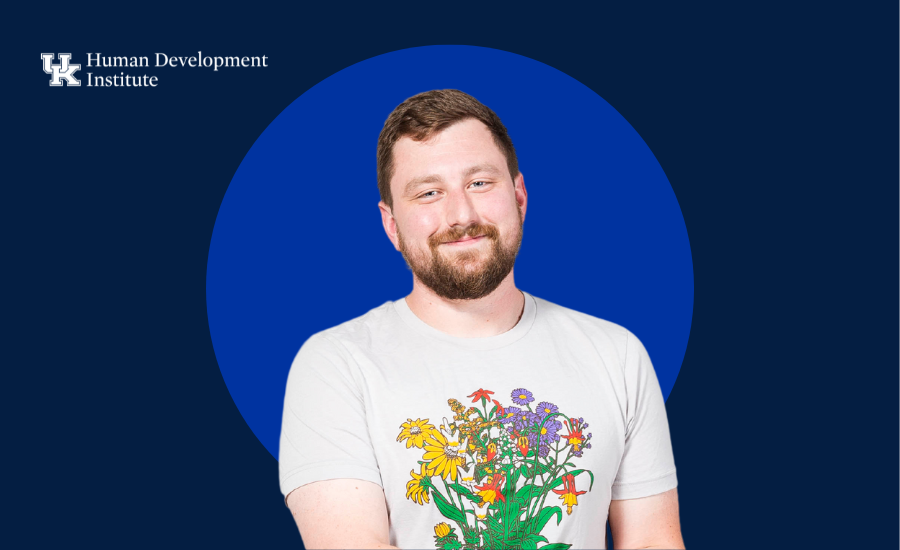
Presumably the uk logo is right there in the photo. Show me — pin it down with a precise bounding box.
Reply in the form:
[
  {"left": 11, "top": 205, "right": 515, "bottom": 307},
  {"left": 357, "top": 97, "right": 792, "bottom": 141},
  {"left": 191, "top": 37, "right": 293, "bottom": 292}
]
[{"left": 41, "top": 53, "right": 81, "bottom": 86}]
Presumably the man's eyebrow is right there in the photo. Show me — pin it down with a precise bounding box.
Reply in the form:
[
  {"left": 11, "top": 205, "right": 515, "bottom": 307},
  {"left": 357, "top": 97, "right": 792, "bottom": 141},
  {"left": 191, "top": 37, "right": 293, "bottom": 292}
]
[
  {"left": 462, "top": 163, "right": 503, "bottom": 178},
  {"left": 403, "top": 164, "right": 504, "bottom": 197},
  {"left": 403, "top": 174, "right": 445, "bottom": 197}
]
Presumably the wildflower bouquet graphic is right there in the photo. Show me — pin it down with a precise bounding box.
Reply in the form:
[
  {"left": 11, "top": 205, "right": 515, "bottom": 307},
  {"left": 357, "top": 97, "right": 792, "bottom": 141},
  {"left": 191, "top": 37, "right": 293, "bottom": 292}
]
[{"left": 397, "top": 388, "right": 595, "bottom": 550}]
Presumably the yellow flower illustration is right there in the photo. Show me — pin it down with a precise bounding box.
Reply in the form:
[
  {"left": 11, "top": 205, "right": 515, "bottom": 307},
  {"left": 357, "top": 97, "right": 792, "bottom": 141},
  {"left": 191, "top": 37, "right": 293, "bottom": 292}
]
[
  {"left": 434, "top": 522, "right": 451, "bottom": 538},
  {"left": 552, "top": 474, "right": 587, "bottom": 515},
  {"left": 397, "top": 418, "right": 436, "bottom": 449},
  {"left": 474, "top": 474, "right": 505, "bottom": 505},
  {"left": 406, "top": 463, "right": 433, "bottom": 505},
  {"left": 422, "top": 430, "right": 465, "bottom": 481},
  {"left": 559, "top": 492, "right": 579, "bottom": 515}
]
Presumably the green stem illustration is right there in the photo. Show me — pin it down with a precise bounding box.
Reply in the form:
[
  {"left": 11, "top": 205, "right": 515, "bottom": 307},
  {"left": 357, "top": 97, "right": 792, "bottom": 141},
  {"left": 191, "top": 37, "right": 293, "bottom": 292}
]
[
  {"left": 441, "top": 476, "right": 469, "bottom": 535},
  {"left": 531, "top": 445, "right": 574, "bottom": 520}
]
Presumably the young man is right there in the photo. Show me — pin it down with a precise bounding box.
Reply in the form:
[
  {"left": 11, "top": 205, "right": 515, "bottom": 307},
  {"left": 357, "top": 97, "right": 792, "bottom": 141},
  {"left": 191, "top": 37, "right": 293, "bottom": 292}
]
[{"left": 279, "top": 90, "right": 684, "bottom": 549}]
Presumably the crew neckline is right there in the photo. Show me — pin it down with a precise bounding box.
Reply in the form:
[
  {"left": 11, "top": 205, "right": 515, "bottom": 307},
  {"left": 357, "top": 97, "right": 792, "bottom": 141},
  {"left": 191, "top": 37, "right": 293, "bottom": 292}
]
[{"left": 392, "top": 291, "right": 537, "bottom": 351}]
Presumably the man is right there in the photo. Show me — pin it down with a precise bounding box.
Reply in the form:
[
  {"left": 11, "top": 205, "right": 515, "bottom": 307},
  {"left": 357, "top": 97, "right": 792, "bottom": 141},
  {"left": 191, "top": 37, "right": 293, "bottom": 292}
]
[{"left": 279, "top": 90, "right": 684, "bottom": 549}]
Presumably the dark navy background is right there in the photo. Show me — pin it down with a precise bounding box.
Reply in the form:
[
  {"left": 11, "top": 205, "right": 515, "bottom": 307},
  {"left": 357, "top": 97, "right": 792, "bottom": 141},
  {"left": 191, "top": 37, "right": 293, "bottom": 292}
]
[{"left": 10, "top": 3, "right": 897, "bottom": 548}]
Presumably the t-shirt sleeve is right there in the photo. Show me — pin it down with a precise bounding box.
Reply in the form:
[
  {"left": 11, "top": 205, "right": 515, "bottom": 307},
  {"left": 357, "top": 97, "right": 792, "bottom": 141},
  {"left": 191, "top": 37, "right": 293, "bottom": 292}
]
[
  {"left": 278, "top": 333, "right": 383, "bottom": 504},
  {"left": 610, "top": 331, "right": 678, "bottom": 500}
]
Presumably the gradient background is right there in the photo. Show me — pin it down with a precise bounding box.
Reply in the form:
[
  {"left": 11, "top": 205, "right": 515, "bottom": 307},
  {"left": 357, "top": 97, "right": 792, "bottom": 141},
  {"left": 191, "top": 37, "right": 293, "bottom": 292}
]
[{"left": 9, "top": 3, "right": 897, "bottom": 548}]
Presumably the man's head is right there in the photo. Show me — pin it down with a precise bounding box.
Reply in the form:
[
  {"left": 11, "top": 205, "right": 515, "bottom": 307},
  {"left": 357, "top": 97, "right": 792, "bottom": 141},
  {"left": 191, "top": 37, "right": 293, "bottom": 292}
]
[{"left": 377, "top": 90, "right": 527, "bottom": 300}]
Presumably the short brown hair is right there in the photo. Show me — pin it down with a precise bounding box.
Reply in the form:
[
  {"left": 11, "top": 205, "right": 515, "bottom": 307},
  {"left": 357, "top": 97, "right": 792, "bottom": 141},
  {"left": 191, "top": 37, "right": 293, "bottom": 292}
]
[{"left": 376, "top": 89, "right": 519, "bottom": 209}]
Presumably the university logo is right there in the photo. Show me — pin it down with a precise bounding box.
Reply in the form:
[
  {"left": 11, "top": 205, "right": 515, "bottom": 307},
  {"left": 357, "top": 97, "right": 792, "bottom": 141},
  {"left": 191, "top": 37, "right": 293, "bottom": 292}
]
[{"left": 41, "top": 53, "right": 81, "bottom": 86}]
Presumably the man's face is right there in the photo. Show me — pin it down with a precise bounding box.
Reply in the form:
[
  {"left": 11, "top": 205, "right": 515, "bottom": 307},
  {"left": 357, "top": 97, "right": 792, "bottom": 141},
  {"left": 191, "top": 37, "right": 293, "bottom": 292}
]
[{"left": 380, "top": 118, "right": 527, "bottom": 300}]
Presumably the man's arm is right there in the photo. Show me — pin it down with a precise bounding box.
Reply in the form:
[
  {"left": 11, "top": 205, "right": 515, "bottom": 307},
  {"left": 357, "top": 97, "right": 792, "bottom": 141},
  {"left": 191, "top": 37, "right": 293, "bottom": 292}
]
[
  {"left": 286, "top": 478, "right": 398, "bottom": 550},
  {"left": 608, "top": 488, "right": 685, "bottom": 549}
]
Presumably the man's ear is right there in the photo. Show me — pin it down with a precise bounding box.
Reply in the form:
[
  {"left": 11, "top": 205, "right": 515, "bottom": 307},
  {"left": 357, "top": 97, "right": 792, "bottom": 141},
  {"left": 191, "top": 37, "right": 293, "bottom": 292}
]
[
  {"left": 514, "top": 171, "right": 528, "bottom": 222},
  {"left": 378, "top": 200, "right": 401, "bottom": 252}
]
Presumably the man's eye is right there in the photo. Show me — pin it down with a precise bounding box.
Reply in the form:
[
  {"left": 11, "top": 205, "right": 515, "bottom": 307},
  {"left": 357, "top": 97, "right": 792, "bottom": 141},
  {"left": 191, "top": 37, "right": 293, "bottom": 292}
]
[
  {"left": 470, "top": 181, "right": 488, "bottom": 188},
  {"left": 420, "top": 191, "right": 437, "bottom": 198}
]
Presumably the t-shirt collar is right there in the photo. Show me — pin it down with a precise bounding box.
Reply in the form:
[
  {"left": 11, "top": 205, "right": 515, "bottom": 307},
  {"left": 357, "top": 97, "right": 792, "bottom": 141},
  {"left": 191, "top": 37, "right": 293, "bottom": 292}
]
[{"left": 392, "top": 291, "right": 537, "bottom": 351}]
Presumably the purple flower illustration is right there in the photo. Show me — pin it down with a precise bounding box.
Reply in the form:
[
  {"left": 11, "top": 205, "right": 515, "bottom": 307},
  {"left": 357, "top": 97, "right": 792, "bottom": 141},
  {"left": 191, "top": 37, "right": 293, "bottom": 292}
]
[
  {"left": 513, "top": 410, "right": 539, "bottom": 432},
  {"left": 511, "top": 388, "right": 534, "bottom": 406},
  {"left": 534, "top": 401, "right": 559, "bottom": 419},
  {"left": 499, "top": 406, "right": 522, "bottom": 426},
  {"left": 538, "top": 444, "right": 550, "bottom": 457},
  {"left": 536, "top": 418, "right": 562, "bottom": 444}
]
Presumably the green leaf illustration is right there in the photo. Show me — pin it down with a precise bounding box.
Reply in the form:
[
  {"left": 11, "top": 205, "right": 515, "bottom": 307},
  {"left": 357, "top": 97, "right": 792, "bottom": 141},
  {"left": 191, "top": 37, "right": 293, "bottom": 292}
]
[
  {"left": 486, "top": 514, "right": 503, "bottom": 534},
  {"left": 533, "top": 506, "right": 563, "bottom": 533},
  {"left": 509, "top": 467, "right": 521, "bottom": 488},
  {"left": 577, "top": 469, "right": 595, "bottom": 491},
  {"left": 475, "top": 462, "right": 491, "bottom": 483},
  {"left": 448, "top": 483, "right": 483, "bottom": 504},
  {"left": 448, "top": 483, "right": 473, "bottom": 496},
  {"left": 525, "top": 461, "right": 553, "bottom": 478},
  {"left": 514, "top": 484, "right": 543, "bottom": 506},
  {"left": 540, "top": 543, "right": 572, "bottom": 550},
  {"left": 431, "top": 490, "right": 465, "bottom": 522},
  {"left": 521, "top": 533, "right": 549, "bottom": 550}
]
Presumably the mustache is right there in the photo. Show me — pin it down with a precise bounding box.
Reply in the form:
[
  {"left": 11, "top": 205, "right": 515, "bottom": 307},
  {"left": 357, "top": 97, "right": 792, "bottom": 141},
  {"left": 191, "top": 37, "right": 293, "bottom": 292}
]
[{"left": 428, "top": 224, "right": 500, "bottom": 248}]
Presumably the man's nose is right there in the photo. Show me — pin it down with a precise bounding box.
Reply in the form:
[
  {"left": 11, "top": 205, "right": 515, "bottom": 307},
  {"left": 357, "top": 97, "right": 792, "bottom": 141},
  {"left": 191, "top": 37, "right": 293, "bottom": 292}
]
[{"left": 445, "top": 189, "right": 479, "bottom": 228}]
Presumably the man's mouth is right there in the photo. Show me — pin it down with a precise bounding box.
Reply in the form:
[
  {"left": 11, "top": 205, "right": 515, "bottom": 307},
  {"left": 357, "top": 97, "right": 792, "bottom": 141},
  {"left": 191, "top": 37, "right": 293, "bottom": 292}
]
[{"left": 444, "top": 235, "right": 485, "bottom": 245}]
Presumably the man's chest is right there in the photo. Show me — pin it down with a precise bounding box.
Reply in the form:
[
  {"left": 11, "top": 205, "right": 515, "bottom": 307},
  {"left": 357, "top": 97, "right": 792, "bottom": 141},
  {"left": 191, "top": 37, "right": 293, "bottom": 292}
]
[{"left": 349, "top": 343, "right": 628, "bottom": 520}]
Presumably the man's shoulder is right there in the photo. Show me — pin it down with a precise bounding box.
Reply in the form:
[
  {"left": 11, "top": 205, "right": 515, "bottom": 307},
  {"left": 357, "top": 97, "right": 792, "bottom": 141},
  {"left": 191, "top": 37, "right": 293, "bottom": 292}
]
[
  {"left": 302, "top": 299, "right": 399, "bottom": 352},
  {"left": 530, "top": 293, "right": 633, "bottom": 347}
]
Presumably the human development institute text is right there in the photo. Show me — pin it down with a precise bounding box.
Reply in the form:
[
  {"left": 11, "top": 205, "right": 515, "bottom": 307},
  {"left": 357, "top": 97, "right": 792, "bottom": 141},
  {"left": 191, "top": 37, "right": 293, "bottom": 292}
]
[{"left": 82, "top": 52, "right": 268, "bottom": 87}]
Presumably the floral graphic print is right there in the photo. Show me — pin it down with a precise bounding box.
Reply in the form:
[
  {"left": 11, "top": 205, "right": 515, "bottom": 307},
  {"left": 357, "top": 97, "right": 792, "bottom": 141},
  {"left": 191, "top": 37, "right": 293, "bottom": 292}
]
[{"left": 396, "top": 388, "right": 595, "bottom": 550}]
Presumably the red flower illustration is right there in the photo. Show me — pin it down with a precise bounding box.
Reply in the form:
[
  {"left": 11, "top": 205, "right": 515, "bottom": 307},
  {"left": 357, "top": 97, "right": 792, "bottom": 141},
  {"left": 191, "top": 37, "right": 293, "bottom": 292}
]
[
  {"left": 560, "top": 418, "right": 586, "bottom": 451},
  {"left": 516, "top": 434, "right": 530, "bottom": 457},
  {"left": 485, "top": 442, "right": 497, "bottom": 462},
  {"left": 467, "top": 388, "right": 495, "bottom": 403},
  {"left": 552, "top": 474, "right": 587, "bottom": 515},
  {"left": 474, "top": 474, "right": 506, "bottom": 504}
]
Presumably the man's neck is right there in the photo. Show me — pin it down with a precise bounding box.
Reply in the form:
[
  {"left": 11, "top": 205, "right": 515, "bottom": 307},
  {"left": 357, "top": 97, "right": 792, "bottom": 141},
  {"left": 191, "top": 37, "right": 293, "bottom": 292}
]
[{"left": 404, "top": 273, "right": 525, "bottom": 338}]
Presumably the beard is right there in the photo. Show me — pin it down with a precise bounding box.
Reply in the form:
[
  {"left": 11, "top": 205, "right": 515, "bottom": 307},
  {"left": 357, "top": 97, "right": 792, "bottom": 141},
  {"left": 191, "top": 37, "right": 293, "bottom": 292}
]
[{"left": 398, "top": 213, "right": 523, "bottom": 301}]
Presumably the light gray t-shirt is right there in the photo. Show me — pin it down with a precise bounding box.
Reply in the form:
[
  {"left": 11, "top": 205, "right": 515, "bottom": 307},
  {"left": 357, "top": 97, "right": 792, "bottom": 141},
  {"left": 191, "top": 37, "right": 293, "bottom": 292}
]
[{"left": 279, "top": 291, "right": 677, "bottom": 550}]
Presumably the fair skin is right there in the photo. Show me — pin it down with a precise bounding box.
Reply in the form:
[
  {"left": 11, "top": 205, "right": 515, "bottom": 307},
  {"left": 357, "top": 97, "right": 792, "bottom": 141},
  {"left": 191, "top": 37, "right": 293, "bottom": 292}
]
[{"left": 287, "top": 119, "right": 684, "bottom": 549}]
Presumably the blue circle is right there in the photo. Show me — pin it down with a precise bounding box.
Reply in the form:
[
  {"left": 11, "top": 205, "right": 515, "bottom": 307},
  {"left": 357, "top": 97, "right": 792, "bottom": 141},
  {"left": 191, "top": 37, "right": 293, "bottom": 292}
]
[{"left": 206, "top": 46, "right": 694, "bottom": 459}]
